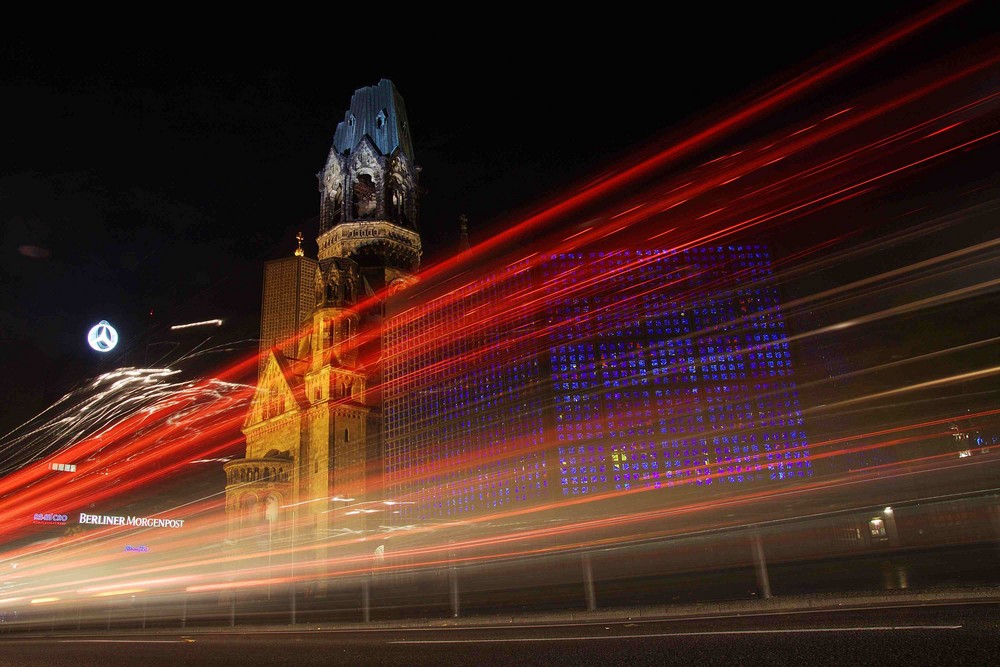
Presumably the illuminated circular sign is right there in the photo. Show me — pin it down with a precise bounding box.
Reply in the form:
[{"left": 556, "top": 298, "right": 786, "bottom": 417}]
[{"left": 87, "top": 320, "right": 119, "bottom": 352}]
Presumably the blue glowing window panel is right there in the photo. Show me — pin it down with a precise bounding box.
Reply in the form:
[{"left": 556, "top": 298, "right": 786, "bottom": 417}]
[
  {"left": 541, "top": 247, "right": 810, "bottom": 495},
  {"left": 382, "top": 246, "right": 811, "bottom": 521}
]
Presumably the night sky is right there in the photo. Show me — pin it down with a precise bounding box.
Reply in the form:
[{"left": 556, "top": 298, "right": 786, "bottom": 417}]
[{"left": 0, "top": 3, "right": 992, "bottom": 434}]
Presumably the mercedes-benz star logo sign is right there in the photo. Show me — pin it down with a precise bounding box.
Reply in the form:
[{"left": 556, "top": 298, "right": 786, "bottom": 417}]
[{"left": 87, "top": 320, "right": 119, "bottom": 353}]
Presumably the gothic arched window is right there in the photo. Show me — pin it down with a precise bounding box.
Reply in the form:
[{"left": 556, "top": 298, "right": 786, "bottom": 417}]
[
  {"left": 241, "top": 495, "right": 259, "bottom": 537},
  {"left": 265, "top": 495, "right": 279, "bottom": 523},
  {"left": 387, "top": 174, "right": 407, "bottom": 224},
  {"left": 324, "top": 318, "right": 335, "bottom": 347},
  {"left": 328, "top": 187, "right": 343, "bottom": 224},
  {"left": 352, "top": 174, "right": 377, "bottom": 218}
]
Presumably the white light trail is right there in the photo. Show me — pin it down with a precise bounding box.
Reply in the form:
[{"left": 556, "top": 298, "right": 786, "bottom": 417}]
[{"left": 170, "top": 319, "right": 224, "bottom": 330}]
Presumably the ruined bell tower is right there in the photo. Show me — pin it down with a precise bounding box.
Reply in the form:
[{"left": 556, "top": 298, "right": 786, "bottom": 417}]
[{"left": 317, "top": 78, "right": 422, "bottom": 296}]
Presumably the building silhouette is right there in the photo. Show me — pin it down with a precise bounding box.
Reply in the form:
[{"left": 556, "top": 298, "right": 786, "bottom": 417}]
[
  {"left": 224, "top": 79, "right": 812, "bottom": 548},
  {"left": 257, "top": 237, "right": 317, "bottom": 378}
]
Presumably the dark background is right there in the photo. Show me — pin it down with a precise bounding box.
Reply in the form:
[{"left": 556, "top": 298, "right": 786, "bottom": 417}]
[{"left": 0, "top": 3, "right": 992, "bottom": 435}]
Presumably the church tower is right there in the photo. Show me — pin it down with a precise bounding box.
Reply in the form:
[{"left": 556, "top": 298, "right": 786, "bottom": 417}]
[
  {"left": 224, "top": 79, "right": 422, "bottom": 547},
  {"left": 316, "top": 78, "right": 421, "bottom": 295}
]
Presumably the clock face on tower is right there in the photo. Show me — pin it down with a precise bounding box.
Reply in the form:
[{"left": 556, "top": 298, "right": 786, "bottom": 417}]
[{"left": 387, "top": 277, "right": 411, "bottom": 296}]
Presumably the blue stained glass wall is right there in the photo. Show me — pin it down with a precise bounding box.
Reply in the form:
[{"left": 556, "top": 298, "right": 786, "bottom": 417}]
[
  {"left": 382, "top": 245, "right": 811, "bottom": 523},
  {"left": 545, "top": 246, "right": 810, "bottom": 501}
]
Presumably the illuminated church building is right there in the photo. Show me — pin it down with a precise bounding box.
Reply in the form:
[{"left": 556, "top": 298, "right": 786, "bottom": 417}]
[
  {"left": 224, "top": 79, "right": 420, "bottom": 542},
  {"left": 225, "top": 80, "right": 811, "bottom": 542}
]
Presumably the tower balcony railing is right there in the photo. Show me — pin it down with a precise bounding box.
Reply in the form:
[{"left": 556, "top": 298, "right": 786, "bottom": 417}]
[{"left": 224, "top": 458, "right": 294, "bottom": 488}]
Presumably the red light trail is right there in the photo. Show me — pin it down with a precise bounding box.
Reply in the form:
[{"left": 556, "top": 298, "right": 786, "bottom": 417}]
[{"left": 0, "top": 1, "right": 997, "bottom": 622}]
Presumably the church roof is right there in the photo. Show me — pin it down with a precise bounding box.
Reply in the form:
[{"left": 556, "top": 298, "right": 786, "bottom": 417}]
[
  {"left": 270, "top": 347, "right": 310, "bottom": 410},
  {"left": 331, "top": 79, "right": 415, "bottom": 161}
]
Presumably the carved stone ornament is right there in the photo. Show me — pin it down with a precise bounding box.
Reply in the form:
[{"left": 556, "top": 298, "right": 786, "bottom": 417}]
[
  {"left": 351, "top": 138, "right": 382, "bottom": 173},
  {"left": 388, "top": 153, "right": 413, "bottom": 182},
  {"left": 317, "top": 221, "right": 421, "bottom": 265},
  {"left": 323, "top": 154, "right": 344, "bottom": 197}
]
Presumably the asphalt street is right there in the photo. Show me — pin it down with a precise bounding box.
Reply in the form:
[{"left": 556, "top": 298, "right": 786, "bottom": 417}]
[{"left": 1, "top": 601, "right": 998, "bottom": 666}]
